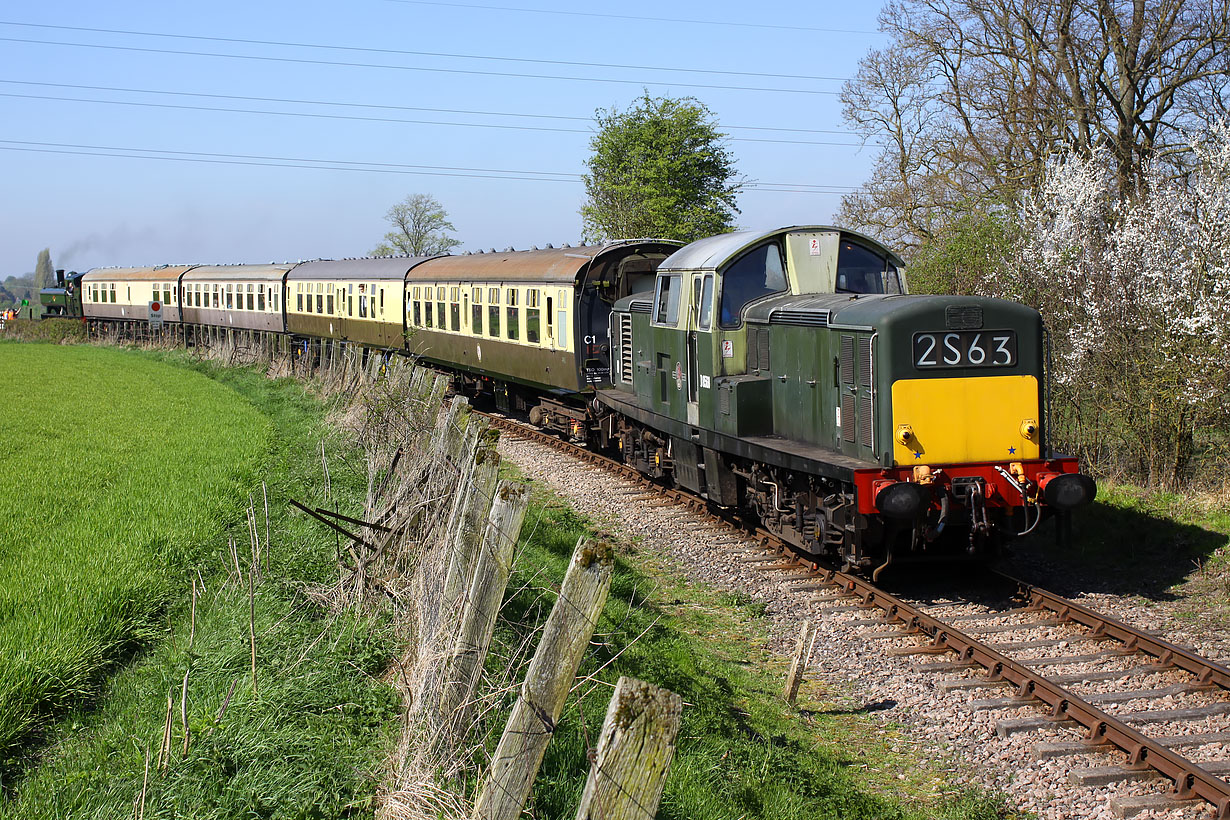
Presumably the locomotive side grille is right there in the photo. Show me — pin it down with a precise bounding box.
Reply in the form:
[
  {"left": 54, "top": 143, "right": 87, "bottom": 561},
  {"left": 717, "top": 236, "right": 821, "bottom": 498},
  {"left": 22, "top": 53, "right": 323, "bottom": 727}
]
[
  {"left": 858, "top": 394, "right": 873, "bottom": 447},
  {"left": 857, "top": 337, "right": 872, "bottom": 383},
  {"left": 946, "top": 305, "right": 983, "bottom": 329},
  {"left": 769, "top": 308, "right": 830, "bottom": 327},
  {"left": 629, "top": 299, "right": 652, "bottom": 314},
  {"left": 618, "top": 313, "right": 633, "bottom": 385},
  {"left": 753, "top": 327, "right": 771, "bottom": 372},
  {"left": 719, "top": 383, "right": 731, "bottom": 415},
  {"left": 840, "top": 336, "right": 854, "bottom": 384},
  {"left": 841, "top": 394, "right": 856, "bottom": 442}
]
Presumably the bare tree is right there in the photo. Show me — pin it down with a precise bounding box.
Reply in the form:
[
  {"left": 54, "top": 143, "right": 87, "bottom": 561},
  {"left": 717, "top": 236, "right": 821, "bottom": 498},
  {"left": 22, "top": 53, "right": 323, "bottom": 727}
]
[
  {"left": 840, "top": 0, "right": 1230, "bottom": 253},
  {"left": 372, "top": 194, "right": 462, "bottom": 257}
]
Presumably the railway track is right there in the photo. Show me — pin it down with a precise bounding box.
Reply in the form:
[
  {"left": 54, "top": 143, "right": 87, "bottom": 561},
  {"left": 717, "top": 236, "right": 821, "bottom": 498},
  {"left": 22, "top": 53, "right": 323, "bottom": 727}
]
[{"left": 480, "top": 410, "right": 1230, "bottom": 819}]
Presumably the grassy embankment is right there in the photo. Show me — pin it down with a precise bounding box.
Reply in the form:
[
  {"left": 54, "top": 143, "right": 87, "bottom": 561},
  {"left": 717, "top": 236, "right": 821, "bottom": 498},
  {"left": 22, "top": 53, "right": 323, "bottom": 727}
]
[{"left": 1, "top": 340, "right": 1008, "bottom": 819}]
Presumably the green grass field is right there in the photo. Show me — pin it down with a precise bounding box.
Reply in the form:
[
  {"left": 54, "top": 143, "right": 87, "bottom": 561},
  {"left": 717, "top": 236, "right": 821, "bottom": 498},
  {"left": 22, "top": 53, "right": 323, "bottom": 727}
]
[
  {"left": 0, "top": 345, "right": 269, "bottom": 762},
  {"left": 0, "top": 344, "right": 398, "bottom": 818}
]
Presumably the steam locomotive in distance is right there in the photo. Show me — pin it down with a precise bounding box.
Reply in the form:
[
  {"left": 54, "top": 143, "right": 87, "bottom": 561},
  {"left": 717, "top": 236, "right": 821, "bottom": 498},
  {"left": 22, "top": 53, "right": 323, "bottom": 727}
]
[{"left": 79, "top": 225, "right": 1094, "bottom": 576}]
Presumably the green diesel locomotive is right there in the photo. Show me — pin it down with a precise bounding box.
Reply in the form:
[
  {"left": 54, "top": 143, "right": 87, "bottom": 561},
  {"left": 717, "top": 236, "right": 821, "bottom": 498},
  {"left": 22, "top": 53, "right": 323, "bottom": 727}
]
[{"left": 598, "top": 226, "right": 1093, "bottom": 576}]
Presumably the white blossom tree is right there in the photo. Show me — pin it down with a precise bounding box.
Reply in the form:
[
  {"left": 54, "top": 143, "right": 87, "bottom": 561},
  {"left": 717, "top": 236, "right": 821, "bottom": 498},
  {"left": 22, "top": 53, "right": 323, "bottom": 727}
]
[{"left": 984, "top": 121, "right": 1230, "bottom": 488}]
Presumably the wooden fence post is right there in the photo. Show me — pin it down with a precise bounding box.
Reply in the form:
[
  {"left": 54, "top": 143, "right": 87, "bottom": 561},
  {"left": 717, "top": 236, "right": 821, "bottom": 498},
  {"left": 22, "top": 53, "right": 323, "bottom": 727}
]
[
  {"left": 573, "top": 676, "right": 682, "bottom": 820},
  {"left": 783, "top": 618, "right": 817, "bottom": 705},
  {"left": 472, "top": 539, "right": 615, "bottom": 820},
  {"left": 440, "top": 442, "right": 501, "bottom": 618},
  {"left": 439, "top": 480, "right": 529, "bottom": 736}
]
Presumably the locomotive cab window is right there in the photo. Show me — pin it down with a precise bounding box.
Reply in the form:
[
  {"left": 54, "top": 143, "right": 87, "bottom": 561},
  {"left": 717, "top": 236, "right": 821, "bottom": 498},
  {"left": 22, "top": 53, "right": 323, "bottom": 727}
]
[
  {"left": 835, "top": 241, "right": 902, "bottom": 294},
  {"left": 653, "top": 274, "right": 682, "bottom": 326},
  {"left": 699, "top": 274, "right": 715, "bottom": 330},
  {"left": 719, "top": 242, "right": 786, "bottom": 328}
]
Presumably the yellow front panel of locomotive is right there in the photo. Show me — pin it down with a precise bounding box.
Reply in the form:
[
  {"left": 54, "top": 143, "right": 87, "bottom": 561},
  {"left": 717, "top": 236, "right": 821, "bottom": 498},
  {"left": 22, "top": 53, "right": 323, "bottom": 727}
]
[{"left": 890, "top": 375, "right": 1040, "bottom": 466}]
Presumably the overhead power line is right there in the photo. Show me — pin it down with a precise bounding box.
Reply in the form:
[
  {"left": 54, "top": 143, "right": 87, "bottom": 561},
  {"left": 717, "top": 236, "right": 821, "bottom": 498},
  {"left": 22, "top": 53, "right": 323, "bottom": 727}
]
[
  {"left": 0, "top": 90, "right": 863, "bottom": 146},
  {"left": 382, "top": 0, "right": 879, "bottom": 35},
  {"left": 0, "top": 79, "right": 857, "bottom": 136},
  {"left": 0, "top": 36, "right": 838, "bottom": 96},
  {"left": 0, "top": 138, "right": 859, "bottom": 193},
  {"left": 0, "top": 21, "right": 853, "bottom": 83}
]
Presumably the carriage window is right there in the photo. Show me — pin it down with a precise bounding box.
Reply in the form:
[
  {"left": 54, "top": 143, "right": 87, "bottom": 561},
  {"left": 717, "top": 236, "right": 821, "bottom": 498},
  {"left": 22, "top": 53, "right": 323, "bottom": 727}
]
[
  {"left": 835, "top": 241, "right": 901, "bottom": 294},
  {"left": 412, "top": 301, "right": 421, "bottom": 326},
  {"left": 653, "top": 274, "right": 682, "bottom": 325},
  {"left": 326, "top": 291, "right": 334, "bottom": 314},
  {"left": 258, "top": 284, "right": 266, "bottom": 311},
  {"left": 449, "top": 287, "right": 460, "bottom": 331},
  {"left": 719, "top": 242, "right": 787, "bottom": 328},
  {"left": 359, "top": 293, "right": 367, "bottom": 318},
  {"left": 212, "top": 285, "right": 219, "bottom": 308},
  {"left": 226, "top": 285, "right": 234, "bottom": 310},
  {"left": 472, "top": 300, "right": 483, "bottom": 334},
  {"left": 488, "top": 303, "right": 500, "bottom": 337},
  {"left": 507, "top": 305, "right": 519, "bottom": 340},
  {"left": 526, "top": 308, "right": 540, "bottom": 343},
  {"left": 247, "top": 284, "right": 255, "bottom": 311},
  {"left": 423, "top": 300, "right": 432, "bottom": 327},
  {"left": 165, "top": 284, "right": 173, "bottom": 305}
]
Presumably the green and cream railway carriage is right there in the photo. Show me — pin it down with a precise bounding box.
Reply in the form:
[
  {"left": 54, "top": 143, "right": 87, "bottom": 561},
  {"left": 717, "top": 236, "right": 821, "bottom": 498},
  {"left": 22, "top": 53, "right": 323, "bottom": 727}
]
[{"left": 82, "top": 266, "right": 190, "bottom": 323}]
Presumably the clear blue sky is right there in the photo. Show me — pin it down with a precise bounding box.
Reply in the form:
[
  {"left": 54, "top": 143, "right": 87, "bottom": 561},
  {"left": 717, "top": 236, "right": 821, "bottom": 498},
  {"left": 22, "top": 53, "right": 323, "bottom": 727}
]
[{"left": 0, "top": 1, "right": 886, "bottom": 276}]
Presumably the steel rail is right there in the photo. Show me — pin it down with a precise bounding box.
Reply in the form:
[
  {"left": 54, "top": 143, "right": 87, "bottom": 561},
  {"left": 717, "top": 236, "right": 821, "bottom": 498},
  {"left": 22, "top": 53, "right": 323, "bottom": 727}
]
[
  {"left": 483, "top": 409, "right": 1230, "bottom": 817},
  {"left": 999, "top": 571, "right": 1230, "bottom": 690}
]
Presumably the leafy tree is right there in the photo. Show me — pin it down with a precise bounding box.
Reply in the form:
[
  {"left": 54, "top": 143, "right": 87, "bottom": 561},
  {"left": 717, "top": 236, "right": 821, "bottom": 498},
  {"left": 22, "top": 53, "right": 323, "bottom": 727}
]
[
  {"left": 34, "top": 248, "right": 54, "bottom": 290},
  {"left": 904, "top": 209, "right": 1018, "bottom": 295},
  {"left": 581, "top": 93, "right": 742, "bottom": 243},
  {"left": 371, "top": 194, "right": 462, "bottom": 257}
]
